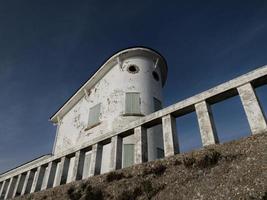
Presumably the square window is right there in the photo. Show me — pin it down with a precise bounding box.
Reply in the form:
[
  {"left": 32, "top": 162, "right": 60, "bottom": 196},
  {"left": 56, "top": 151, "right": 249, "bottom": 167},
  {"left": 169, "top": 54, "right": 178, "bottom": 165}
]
[
  {"left": 153, "top": 97, "right": 162, "bottom": 112},
  {"left": 88, "top": 104, "right": 101, "bottom": 127},
  {"left": 125, "top": 93, "right": 141, "bottom": 114}
]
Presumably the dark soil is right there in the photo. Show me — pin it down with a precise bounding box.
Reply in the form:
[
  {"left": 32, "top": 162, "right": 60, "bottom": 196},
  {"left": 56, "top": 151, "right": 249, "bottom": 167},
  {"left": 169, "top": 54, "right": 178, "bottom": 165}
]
[{"left": 15, "top": 133, "right": 267, "bottom": 200}]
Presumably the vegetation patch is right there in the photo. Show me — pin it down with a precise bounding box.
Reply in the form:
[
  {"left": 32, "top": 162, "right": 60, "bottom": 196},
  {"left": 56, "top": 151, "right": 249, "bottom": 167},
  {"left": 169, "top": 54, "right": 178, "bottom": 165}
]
[
  {"left": 183, "top": 150, "right": 222, "bottom": 169},
  {"left": 117, "top": 186, "right": 142, "bottom": 200},
  {"left": 141, "top": 180, "right": 164, "bottom": 199},
  {"left": 173, "top": 159, "right": 182, "bottom": 166},
  {"left": 106, "top": 171, "right": 125, "bottom": 182},
  {"left": 195, "top": 150, "right": 221, "bottom": 169},
  {"left": 183, "top": 155, "right": 196, "bottom": 168},
  {"left": 143, "top": 163, "right": 167, "bottom": 176},
  {"left": 82, "top": 185, "right": 103, "bottom": 200},
  {"left": 67, "top": 183, "right": 103, "bottom": 200},
  {"left": 68, "top": 186, "right": 82, "bottom": 200}
]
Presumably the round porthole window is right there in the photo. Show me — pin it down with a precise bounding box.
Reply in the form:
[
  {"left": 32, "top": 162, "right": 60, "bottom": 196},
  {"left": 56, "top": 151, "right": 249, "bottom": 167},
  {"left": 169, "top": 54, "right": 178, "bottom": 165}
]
[
  {"left": 152, "top": 71, "right": 160, "bottom": 81},
  {"left": 127, "top": 65, "right": 139, "bottom": 74}
]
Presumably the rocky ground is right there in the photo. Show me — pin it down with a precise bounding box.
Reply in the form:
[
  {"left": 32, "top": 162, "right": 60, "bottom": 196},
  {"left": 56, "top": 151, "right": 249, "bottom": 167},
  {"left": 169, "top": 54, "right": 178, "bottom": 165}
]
[{"left": 16, "top": 133, "right": 267, "bottom": 200}]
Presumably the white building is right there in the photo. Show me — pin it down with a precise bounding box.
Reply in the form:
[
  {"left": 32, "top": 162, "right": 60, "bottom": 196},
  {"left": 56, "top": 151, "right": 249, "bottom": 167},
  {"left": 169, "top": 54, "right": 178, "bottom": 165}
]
[
  {"left": 50, "top": 47, "right": 168, "bottom": 175},
  {"left": 1, "top": 47, "right": 267, "bottom": 199}
]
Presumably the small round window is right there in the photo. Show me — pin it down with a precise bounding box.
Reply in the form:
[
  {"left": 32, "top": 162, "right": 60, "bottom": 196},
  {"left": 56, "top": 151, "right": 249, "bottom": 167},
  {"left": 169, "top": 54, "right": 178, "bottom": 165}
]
[
  {"left": 127, "top": 65, "right": 139, "bottom": 74},
  {"left": 152, "top": 71, "right": 160, "bottom": 81}
]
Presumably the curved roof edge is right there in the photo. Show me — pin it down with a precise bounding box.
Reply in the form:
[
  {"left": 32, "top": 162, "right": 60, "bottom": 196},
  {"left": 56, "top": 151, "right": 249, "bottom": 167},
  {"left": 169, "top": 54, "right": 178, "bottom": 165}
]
[{"left": 50, "top": 46, "right": 168, "bottom": 123}]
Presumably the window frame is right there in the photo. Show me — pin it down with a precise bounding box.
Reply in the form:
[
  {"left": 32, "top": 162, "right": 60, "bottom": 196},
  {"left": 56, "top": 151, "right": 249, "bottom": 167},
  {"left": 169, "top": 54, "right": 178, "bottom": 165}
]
[
  {"left": 153, "top": 97, "right": 162, "bottom": 112},
  {"left": 124, "top": 92, "right": 142, "bottom": 116},
  {"left": 87, "top": 103, "right": 101, "bottom": 128}
]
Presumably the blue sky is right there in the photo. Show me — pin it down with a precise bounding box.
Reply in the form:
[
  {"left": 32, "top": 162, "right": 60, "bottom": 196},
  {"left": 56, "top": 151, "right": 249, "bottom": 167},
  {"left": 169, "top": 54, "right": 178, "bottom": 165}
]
[{"left": 0, "top": 0, "right": 267, "bottom": 173}]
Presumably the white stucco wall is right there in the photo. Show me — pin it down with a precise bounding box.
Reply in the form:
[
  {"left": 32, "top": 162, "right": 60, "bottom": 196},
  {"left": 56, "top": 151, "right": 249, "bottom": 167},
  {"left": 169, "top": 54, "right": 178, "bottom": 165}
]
[{"left": 53, "top": 54, "right": 165, "bottom": 172}]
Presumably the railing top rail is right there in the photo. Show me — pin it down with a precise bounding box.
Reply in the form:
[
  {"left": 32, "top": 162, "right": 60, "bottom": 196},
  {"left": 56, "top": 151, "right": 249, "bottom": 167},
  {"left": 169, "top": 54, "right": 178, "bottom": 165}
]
[
  {"left": 1, "top": 65, "right": 267, "bottom": 182},
  {"left": 117, "top": 65, "right": 267, "bottom": 131}
]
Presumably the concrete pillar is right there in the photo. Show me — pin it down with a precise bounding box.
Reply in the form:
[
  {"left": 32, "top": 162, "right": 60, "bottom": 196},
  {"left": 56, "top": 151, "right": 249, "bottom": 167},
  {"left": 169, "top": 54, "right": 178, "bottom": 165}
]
[
  {"left": 21, "top": 170, "right": 35, "bottom": 195},
  {"left": 71, "top": 151, "right": 85, "bottom": 181},
  {"left": 11, "top": 175, "right": 21, "bottom": 198},
  {"left": 12, "top": 174, "right": 22, "bottom": 198},
  {"left": 195, "top": 101, "right": 219, "bottom": 146},
  {"left": 82, "top": 152, "right": 92, "bottom": 179},
  {"left": 3, "top": 179, "right": 12, "bottom": 200},
  {"left": 54, "top": 157, "right": 70, "bottom": 186},
  {"left": 162, "top": 114, "right": 179, "bottom": 157},
  {"left": 0, "top": 181, "right": 5, "bottom": 199},
  {"left": 20, "top": 172, "right": 29, "bottom": 196},
  {"left": 12, "top": 174, "right": 25, "bottom": 198},
  {"left": 0, "top": 180, "right": 9, "bottom": 200},
  {"left": 238, "top": 83, "right": 267, "bottom": 135},
  {"left": 4, "top": 177, "right": 17, "bottom": 199},
  {"left": 42, "top": 162, "right": 57, "bottom": 189},
  {"left": 134, "top": 126, "right": 148, "bottom": 164},
  {"left": 109, "top": 135, "right": 123, "bottom": 171},
  {"left": 30, "top": 166, "right": 46, "bottom": 193},
  {"left": 89, "top": 143, "right": 103, "bottom": 176}
]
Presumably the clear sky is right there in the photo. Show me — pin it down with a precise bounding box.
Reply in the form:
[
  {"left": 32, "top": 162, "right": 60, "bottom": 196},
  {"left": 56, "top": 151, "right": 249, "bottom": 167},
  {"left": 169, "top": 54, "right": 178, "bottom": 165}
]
[{"left": 0, "top": 0, "right": 267, "bottom": 173}]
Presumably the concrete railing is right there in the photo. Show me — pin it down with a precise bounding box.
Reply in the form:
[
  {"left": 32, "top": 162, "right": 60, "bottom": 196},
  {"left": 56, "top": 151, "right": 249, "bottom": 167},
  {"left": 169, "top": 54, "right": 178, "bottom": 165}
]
[{"left": 0, "top": 65, "right": 267, "bottom": 199}]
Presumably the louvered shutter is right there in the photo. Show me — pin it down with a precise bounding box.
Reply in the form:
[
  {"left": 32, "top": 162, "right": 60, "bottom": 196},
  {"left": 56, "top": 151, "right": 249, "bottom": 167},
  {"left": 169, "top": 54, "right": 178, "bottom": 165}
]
[
  {"left": 153, "top": 97, "right": 162, "bottom": 111},
  {"left": 88, "top": 104, "right": 101, "bottom": 126},
  {"left": 125, "top": 93, "right": 140, "bottom": 114}
]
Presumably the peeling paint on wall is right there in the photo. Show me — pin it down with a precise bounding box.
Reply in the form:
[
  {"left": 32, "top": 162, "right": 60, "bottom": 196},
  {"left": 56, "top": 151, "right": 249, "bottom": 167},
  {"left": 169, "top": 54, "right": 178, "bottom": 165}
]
[{"left": 53, "top": 55, "right": 165, "bottom": 166}]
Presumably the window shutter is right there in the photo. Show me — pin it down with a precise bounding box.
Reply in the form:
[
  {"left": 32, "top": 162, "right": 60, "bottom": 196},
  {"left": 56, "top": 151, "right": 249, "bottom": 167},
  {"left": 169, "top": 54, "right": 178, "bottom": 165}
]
[
  {"left": 123, "top": 144, "right": 134, "bottom": 168},
  {"left": 153, "top": 97, "right": 162, "bottom": 112},
  {"left": 88, "top": 104, "right": 101, "bottom": 126},
  {"left": 125, "top": 93, "right": 140, "bottom": 114}
]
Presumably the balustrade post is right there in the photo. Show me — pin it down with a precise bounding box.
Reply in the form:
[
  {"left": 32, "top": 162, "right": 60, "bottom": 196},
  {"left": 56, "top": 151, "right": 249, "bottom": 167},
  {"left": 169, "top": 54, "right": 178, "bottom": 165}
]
[
  {"left": 12, "top": 174, "right": 23, "bottom": 198},
  {"left": 195, "top": 101, "right": 219, "bottom": 146},
  {"left": 0, "top": 181, "right": 5, "bottom": 199},
  {"left": 20, "top": 172, "right": 29, "bottom": 196},
  {"left": 134, "top": 126, "right": 148, "bottom": 164},
  {"left": 30, "top": 166, "right": 45, "bottom": 193},
  {"left": 43, "top": 162, "right": 57, "bottom": 189},
  {"left": 109, "top": 135, "right": 122, "bottom": 171},
  {"left": 4, "top": 177, "right": 17, "bottom": 199},
  {"left": 21, "top": 170, "right": 35, "bottom": 195},
  {"left": 4, "top": 178, "right": 12, "bottom": 200},
  {"left": 54, "top": 157, "right": 70, "bottom": 186},
  {"left": 89, "top": 143, "right": 103, "bottom": 176},
  {"left": 0, "top": 180, "right": 9, "bottom": 200},
  {"left": 238, "top": 83, "right": 267, "bottom": 134},
  {"left": 71, "top": 151, "right": 85, "bottom": 181},
  {"left": 162, "top": 114, "right": 179, "bottom": 157}
]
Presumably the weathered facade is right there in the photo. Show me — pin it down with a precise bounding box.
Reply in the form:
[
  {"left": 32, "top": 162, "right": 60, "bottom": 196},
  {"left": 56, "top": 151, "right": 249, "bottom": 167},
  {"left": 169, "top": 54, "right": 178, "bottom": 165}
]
[
  {"left": 51, "top": 47, "right": 168, "bottom": 174},
  {"left": 0, "top": 47, "right": 266, "bottom": 200}
]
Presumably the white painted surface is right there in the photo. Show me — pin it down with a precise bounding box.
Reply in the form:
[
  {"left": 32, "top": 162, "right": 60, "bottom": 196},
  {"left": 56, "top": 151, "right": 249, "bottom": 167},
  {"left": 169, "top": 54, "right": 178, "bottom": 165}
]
[
  {"left": 100, "top": 143, "right": 111, "bottom": 174},
  {"left": 1, "top": 60, "right": 267, "bottom": 198},
  {"left": 53, "top": 54, "right": 166, "bottom": 172},
  {"left": 66, "top": 157, "right": 75, "bottom": 183},
  {"left": 41, "top": 166, "right": 49, "bottom": 190},
  {"left": 52, "top": 163, "right": 61, "bottom": 187},
  {"left": 82, "top": 151, "right": 92, "bottom": 179}
]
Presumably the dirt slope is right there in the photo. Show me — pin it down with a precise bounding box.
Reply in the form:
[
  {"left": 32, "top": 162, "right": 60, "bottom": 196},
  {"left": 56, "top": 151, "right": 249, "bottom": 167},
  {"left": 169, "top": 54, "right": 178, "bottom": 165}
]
[{"left": 16, "top": 133, "right": 267, "bottom": 200}]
